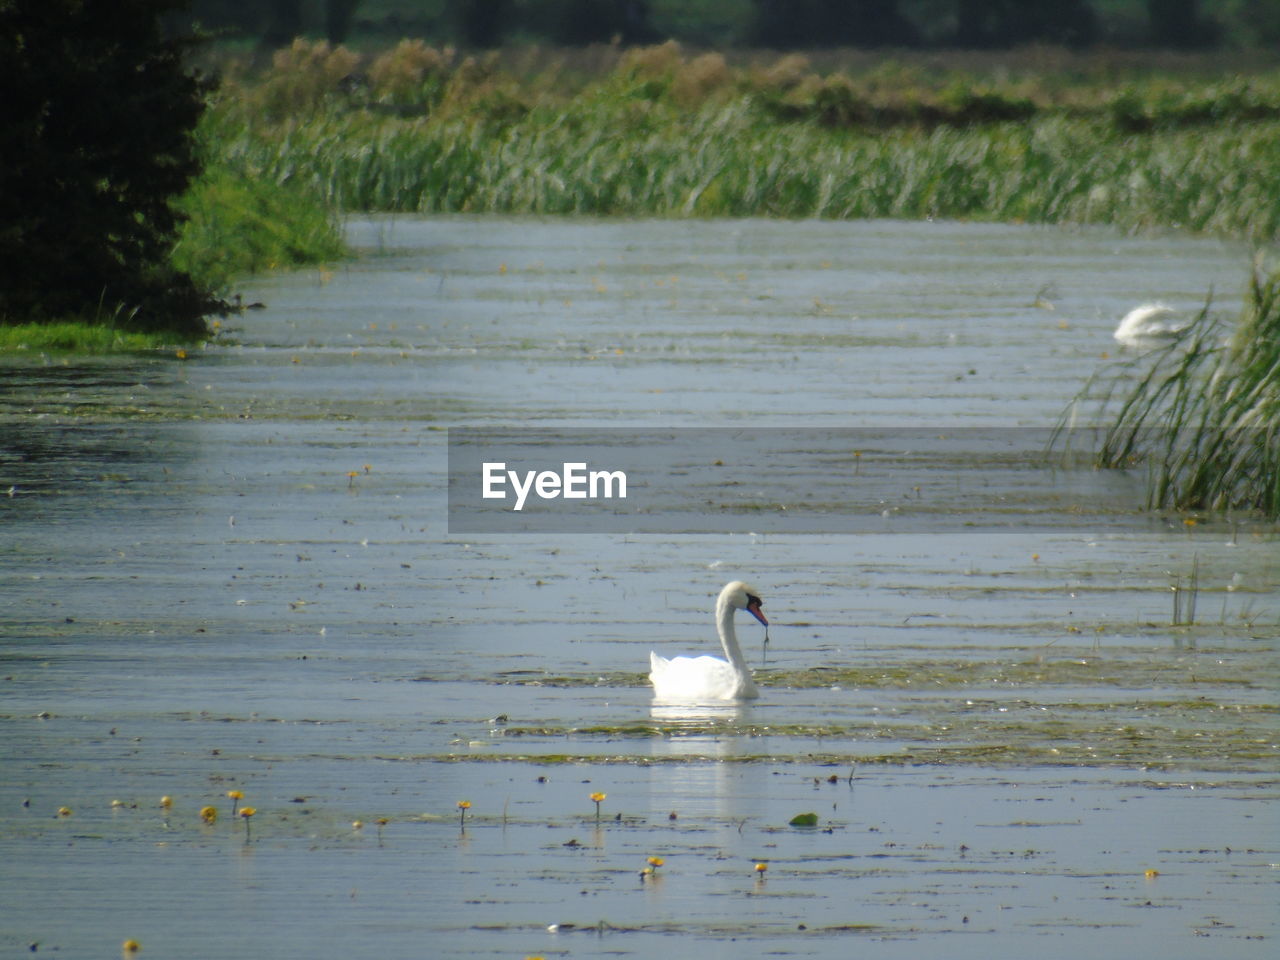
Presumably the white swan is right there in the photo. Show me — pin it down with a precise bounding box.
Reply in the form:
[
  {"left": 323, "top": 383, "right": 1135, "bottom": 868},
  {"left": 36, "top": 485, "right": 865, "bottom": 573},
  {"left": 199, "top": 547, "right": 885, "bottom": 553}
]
[
  {"left": 649, "top": 581, "right": 768, "bottom": 701},
  {"left": 1114, "top": 303, "right": 1185, "bottom": 347}
]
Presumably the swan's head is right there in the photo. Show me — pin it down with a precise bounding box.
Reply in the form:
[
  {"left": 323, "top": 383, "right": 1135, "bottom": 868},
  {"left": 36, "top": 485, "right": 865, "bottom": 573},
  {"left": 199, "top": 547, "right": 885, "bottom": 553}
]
[{"left": 721, "top": 580, "right": 768, "bottom": 626}]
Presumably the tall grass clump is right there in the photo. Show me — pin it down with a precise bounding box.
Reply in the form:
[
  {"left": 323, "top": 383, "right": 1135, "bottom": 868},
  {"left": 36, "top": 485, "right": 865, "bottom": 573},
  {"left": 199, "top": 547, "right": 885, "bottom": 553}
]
[
  {"left": 172, "top": 160, "right": 346, "bottom": 295},
  {"left": 1058, "top": 265, "right": 1280, "bottom": 518}
]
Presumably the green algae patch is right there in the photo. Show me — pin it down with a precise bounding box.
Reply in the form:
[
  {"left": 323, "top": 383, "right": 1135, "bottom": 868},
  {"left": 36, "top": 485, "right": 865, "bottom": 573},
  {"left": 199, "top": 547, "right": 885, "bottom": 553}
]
[
  {"left": 224, "top": 690, "right": 1279, "bottom": 771},
  {"left": 468, "top": 642, "right": 1279, "bottom": 772},
  {"left": 759, "top": 655, "right": 1267, "bottom": 691},
  {"left": 489, "top": 652, "right": 1271, "bottom": 694}
]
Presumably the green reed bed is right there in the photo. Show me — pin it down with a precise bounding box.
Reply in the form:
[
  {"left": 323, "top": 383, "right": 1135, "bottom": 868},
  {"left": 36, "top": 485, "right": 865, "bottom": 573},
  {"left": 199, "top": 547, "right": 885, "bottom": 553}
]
[
  {"left": 1058, "top": 266, "right": 1280, "bottom": 518},
  {"left": 217, "top": 105, "right": 1280, "bottom": 239},
  {"left": 205, "top": 40, "right": 1280, "bottom": 243}
]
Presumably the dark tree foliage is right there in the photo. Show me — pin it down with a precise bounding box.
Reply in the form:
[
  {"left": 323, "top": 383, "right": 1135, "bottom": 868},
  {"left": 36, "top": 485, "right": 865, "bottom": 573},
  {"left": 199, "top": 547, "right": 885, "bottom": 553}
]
[
  {"left": 1147, "top": 0, "right": 1219, "bottom": 49},
  {"left": 955, "top": 0, "right": 1098, "bottom": 48},
  {"left": 750, "top": 0, "right": 919, "bottom": 48},
  {"left": 452, "top": 0, "right": 510, "bottom": 48},
  {"left": 324, "top": 0, "right": 360, "bottom": 43},
  {"left": 262, "top": 0, "right": 303, "bottom": 47},
  {"left": 0, "top": 0, "right": 217, "bottom": 333},
  {"left": 185, "top": 1, "right": 361, "bottom": 45},
  {"left": 541, "top": 0, "right": 659, "bottom": 46}
]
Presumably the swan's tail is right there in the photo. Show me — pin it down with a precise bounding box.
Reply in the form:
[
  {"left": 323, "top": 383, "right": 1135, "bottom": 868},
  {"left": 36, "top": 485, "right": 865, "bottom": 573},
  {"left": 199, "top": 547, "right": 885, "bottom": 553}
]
[{"left": 648, "top": 651, "right": 667, "bottom": 680}]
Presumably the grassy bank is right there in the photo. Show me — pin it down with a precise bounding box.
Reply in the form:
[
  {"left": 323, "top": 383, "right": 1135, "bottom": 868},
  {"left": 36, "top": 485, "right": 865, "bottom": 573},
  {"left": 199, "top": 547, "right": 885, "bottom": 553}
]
[
  {"left": 205, "top": 40, "right": 1280, "bottom": 242},
  {"left": 0, "top": 322, "right": 184, "bottom": 354}
]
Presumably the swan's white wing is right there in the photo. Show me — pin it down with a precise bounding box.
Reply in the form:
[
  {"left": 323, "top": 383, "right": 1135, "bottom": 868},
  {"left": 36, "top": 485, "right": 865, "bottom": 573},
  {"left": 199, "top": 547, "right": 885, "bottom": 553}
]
[{"left": 649, "top": 652, "right": 757, "bottom": 700}]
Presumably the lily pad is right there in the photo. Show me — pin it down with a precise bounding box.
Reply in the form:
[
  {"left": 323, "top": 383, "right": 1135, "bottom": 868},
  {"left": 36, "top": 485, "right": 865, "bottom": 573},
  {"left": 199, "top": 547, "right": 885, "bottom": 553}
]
[{"left": 789, "top": 812, "right": 819, "bottom": 827}]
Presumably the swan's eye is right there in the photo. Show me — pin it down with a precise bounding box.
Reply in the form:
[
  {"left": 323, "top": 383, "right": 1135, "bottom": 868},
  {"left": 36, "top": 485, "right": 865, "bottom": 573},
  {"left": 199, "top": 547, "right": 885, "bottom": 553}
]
[{"left": 747, "top": 594, "right": 761, "bottom": 607}]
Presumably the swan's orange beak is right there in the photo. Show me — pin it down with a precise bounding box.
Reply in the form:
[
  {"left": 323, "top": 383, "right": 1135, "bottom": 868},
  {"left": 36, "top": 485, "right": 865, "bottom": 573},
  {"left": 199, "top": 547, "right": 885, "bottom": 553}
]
[{"left": 746, "top": 598, "right": 768, "bottom": 626}]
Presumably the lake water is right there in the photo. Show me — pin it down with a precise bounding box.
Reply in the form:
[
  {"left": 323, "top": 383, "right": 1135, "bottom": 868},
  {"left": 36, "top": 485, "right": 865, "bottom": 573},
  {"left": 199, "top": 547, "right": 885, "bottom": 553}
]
[{"left": 1, "top": 217, "right": 1276, "bottom": 958}]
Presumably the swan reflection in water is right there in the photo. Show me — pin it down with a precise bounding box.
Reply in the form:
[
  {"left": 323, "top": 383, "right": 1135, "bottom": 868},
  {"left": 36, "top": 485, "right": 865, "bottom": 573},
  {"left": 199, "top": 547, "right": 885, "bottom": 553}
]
[
  {"left": 649, "top": 698, "right": 750, "bottom": 724},
  {"left": 645, "top": 699, "right": 761, "bottom": 822}
]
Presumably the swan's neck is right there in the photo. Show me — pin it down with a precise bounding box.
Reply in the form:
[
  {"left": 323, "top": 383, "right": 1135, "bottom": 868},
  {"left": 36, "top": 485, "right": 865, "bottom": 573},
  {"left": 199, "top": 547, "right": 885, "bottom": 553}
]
[{"left": 716, "top": 595, "right": 751, "bottom": 676}]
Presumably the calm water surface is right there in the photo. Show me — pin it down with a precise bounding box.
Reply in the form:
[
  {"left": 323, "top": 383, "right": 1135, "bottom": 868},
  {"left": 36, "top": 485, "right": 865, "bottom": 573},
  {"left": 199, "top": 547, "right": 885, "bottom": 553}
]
[{"left": 1, "top": 217, "right": 1276, "bottom": 958}]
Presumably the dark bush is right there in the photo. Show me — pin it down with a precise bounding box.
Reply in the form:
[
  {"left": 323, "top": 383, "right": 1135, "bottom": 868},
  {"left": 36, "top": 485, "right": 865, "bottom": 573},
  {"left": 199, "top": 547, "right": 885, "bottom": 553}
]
[{"left": 0, "top": 0, "right": 219, "bottom": 334}]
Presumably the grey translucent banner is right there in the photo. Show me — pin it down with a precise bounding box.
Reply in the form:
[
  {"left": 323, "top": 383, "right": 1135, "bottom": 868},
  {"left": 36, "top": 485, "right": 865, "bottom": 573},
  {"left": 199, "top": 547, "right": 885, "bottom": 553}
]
[{"left": 447, "top": 426, "right": 1139, "bottom": 534}]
